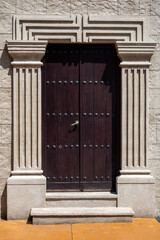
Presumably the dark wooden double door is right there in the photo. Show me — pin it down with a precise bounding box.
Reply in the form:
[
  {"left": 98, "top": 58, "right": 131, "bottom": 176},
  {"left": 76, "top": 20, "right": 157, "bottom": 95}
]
[{"left": 42, "top": 44, "right": 120, "bottom": 191}]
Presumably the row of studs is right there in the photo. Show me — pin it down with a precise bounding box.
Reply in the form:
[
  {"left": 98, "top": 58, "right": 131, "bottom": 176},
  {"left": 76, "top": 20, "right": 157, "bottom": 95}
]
[
  {"left": 47, "top": 50, "right": 108, "bottom": 54},
  {"left": 46, "top": 144, "right": 110, "bottom": 149},
  {"left": 46, "top": 81, "right": 105, "bottom": 84},
  {"left": 47, "top": 50, "right": 79, "bottom": 54},
  {"left": 46, "top": 113, "right": 110, "bottom": 117},
  {"left": 47, "top": 176, "right": 110, "bottom": 181}
]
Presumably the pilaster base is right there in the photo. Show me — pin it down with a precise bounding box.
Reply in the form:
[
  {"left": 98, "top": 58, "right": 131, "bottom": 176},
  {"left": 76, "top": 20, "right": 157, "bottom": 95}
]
[
  {"left": 7, "top": 175, "right": 46, "bottom": 220},
  {"left": 117, "top": 174, "right": 155, "bottom": 217}
]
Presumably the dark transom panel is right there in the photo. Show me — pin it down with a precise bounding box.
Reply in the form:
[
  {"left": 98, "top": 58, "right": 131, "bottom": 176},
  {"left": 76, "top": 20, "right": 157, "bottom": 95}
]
[{"left": 42, "top": 44, "right": 120, "bottom": 191}]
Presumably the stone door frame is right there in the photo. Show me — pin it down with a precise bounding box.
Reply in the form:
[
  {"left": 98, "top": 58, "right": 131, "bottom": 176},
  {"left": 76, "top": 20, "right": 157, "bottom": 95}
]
[{"left": 6, "top": 15, "right": 156, "bottom": 220}]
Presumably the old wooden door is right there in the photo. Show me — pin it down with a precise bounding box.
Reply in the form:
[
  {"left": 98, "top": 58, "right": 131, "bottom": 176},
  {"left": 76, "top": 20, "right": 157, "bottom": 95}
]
[{"left": 42, "top": 44, "right": 120, "bottom": 191}]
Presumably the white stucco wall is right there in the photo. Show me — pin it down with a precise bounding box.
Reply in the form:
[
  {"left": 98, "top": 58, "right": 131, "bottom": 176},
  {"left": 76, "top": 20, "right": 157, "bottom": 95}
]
[{"left": 0, "top": 0, "right": 160, "bottom": 218}]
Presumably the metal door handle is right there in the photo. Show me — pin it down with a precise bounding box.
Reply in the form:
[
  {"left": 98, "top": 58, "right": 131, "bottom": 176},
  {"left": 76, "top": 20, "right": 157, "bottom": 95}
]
[{"left": 71, "top": 120, "right": 79, "bottom": 126}]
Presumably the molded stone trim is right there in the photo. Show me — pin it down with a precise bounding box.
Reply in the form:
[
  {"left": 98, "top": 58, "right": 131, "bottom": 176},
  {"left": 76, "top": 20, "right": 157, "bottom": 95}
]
[
  {"left": 116, "top": 42, "right": 156, "bottom": 63},
  {"left": 13, "top": 15, "right": 150, "bottom": 43},
  {"left": 7, "top": 41, "right": 47, "bottom": 61}
]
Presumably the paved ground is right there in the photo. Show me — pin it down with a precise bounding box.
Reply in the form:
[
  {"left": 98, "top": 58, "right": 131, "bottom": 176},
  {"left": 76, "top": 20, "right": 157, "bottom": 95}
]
[{"left": 0, "top": 219, "right": 160, "bottom": 240}]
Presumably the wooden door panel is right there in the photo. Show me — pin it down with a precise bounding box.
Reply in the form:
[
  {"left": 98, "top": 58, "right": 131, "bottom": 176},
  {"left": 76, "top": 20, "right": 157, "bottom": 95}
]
[
  {"left": 45, "top": 62, "right": 57, "bottom": 180},
  {"left": 67, "top": 50, "right": 80, "bottom": 182},
  {"left": 93, "top": 48, "right": 108, "bottom": 185},
  {"left": 105, "top": 50, "right": 114, "bottom": 184},
  {"left": 80, "top": 46, "right": 115, "bottom": 190},
  {"left": 111, "top": 50, "right": 121, "bottom": 186},
  {"left": 80, "top": 48, "right": 94, "bottom": 183},
  {"left": 56, "top": 50, "right": 70, "bottom": 182},
  {"left": 43, "top": 46, "right": 80, "bottom": 190},
  {"left": 42, "top": 44, "right": 120, "bottom": 191}
]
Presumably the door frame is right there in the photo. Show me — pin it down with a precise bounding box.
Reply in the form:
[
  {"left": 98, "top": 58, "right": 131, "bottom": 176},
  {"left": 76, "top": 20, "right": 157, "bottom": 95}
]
[{"left": 6, "top": 15, "right": 156, "bottom": 219}]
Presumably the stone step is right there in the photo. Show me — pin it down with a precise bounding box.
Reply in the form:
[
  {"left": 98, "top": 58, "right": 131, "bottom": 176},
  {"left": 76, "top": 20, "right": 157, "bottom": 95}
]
[
  {"left": 45, "top": 192, "right": 118, "bottom": 208},
  {"left": 31, "top": 207, "right": 134, "bottom": 225}
]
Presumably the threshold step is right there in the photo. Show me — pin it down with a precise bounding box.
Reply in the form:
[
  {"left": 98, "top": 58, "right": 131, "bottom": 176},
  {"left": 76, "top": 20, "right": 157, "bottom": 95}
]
[
  {"left": 45, "top": 192, "right": 118, "bottom": 208},
  {"left": 31, "top": 207, "right": 134, "bottom": 225},
  {"left": 46, "top": 192, "right": 118, "bottom": 200}
]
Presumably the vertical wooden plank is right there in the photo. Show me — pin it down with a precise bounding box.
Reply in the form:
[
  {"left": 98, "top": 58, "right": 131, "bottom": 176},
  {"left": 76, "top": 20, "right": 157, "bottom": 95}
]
[
  {"left": 112, "top": 52, "right": 121, "bottom": 181},
  {"left": 57, "top": 48, "right": 69, "bottom": 180},
  {"left": 67, "top": 47, "right": 79, "bottom": 181},
  {"left": 93, "top": 47, "right": 107, "bottom": 181},
  {"left": 45, "top": 49, "right": 57, "bottom": 180},
  {"left": 105, "top": 48, "right": 114, "bottom": 181},
  {"left": 80, "top": 46, "right": 94, "bottom": 183}
]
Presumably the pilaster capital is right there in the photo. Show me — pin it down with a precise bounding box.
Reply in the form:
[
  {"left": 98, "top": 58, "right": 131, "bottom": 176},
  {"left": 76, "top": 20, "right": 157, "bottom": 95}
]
[
  {"left": 116, "top": 42, "right": 156, "bottom": 67},
  {"left": 6, "top": 41, "right": 48, "bottom": 63}
]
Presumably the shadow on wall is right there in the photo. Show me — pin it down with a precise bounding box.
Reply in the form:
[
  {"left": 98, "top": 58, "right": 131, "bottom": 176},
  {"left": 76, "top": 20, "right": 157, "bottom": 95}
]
[
  {"left": 1, "top": 45, "right": 12, "bottom": 69},
  {"left": 0, "top": 44, "right": 12, "bottom": 219},
  {"left": 1, "top": 185, "right": 7, "bottom": 219}
]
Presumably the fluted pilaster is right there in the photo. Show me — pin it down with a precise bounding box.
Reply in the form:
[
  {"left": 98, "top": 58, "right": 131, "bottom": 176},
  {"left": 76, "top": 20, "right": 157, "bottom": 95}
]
[
  {"left": 116, "top": 42, "right": 156, "bottom": 174},
  {"left": 121, "top": 67, "right": 148, "bottom": 169},
  {"left": 7, "top": 41, "right": 47, "bottom": 175}
]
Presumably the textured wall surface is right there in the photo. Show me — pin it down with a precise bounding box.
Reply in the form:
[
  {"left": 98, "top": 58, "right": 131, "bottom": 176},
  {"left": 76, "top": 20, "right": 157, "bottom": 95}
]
[{"left": 0, "top": 0, "right": 160, "bottom": 218}]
